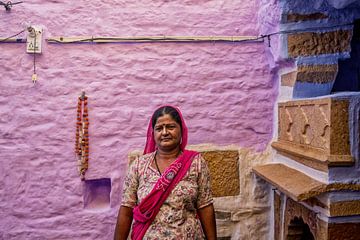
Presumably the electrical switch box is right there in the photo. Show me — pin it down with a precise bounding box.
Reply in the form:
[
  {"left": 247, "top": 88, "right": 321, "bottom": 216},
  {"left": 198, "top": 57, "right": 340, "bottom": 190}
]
[{"left": 26, "top": 26, "right": 43, "bottom": 54}]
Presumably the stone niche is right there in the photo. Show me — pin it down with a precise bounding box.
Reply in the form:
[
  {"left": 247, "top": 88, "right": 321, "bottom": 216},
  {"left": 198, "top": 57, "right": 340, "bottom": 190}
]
[
  {"left": 272, "top": 97, "right": 353, "bottom": 172},
  {"left": 83, "top": 178, "right": 111, "bottom": 210}
]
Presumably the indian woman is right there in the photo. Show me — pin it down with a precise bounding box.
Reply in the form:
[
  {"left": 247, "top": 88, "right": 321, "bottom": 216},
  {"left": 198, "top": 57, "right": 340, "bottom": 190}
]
[{"left": 114, "top": 105, "right": 216, "bottom": 240}]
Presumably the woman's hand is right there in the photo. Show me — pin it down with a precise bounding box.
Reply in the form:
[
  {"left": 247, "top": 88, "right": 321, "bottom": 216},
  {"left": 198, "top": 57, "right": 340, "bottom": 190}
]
[
  {"left": 114, "top": 206, "right": 133, "bottom": 240},
  {"left": 198, "top": 203, "right": 217, "bottom": 240}
]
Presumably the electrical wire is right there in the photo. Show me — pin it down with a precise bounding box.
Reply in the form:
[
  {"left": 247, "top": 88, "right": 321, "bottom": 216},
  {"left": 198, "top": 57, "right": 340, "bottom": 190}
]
[
  {"left": 33, "top": 31, "right": 36, "bottom": 74},
  {"left": 0, "top": 1, "right": 23, "bottom": 11},
  {"left": 0, "top": 29, "right": 25, "bottom": 42},
  {"left": 0, "top": 22, "right": 354, "bottom": 45},
  {"left": 48, "top": 36, "right": 264, "bottom": 44},
  {"left": 47, "top": 22, "right": 354, "bottom": 44}
]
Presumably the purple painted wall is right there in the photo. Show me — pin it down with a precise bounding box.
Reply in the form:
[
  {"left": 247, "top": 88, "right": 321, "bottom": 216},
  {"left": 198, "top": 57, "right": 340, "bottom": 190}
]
[{"left": 0, "top": 1, "right": 277, "bottom": 239}]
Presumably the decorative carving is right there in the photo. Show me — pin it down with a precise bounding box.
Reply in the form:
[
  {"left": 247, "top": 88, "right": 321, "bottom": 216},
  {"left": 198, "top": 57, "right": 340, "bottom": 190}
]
[
  {"left": 285, "top": 109, "right": 293, "bottom": 142},
  {"left": 273, "top": 97, "right": 352, "bottom": 170},
  {"left": 284, "top": 198, "right": 317, "bottom": 238},
  {"left": 279, "top": 100, "right": 333, "bottom": 150}
]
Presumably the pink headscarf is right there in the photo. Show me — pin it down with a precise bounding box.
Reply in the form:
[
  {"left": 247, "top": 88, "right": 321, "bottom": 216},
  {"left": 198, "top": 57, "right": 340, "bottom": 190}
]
[
  {"left": 132, "top": 105, "right": 198, "bottom": 240},
  {"left": 143, "top": 105, "right": 188, "bottom": 154}
]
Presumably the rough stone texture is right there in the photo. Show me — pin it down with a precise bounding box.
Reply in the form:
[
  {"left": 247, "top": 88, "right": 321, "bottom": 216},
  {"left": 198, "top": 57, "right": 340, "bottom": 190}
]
[
  {"left": 206, "top": 145, "right": 273, "bottom": 240},
  {"left": 287, "top": 30, "right": 352, "bottom": 58},
  {"left": 274, "top": 192, "right": 281, "bottom": 240},
  {"left": 281, "top": 71, "right": 297, "bottom": 87},
  {"left": 202, "top": 150, "right": 240, "bottom": 197},
  {"left": 326, "top": 183, "right": 360, "bottom": 192},
  {"left": 297, "top": 64, "right": 338, "bottom": 84},
  {"left": 274, "top": 97, "right": 352, "bottom": 170},
  {"left": 328, "top": 222, "right": 360, "bottom": 240},
  {"left": 215, "top": 211, "right": 232, "bottom": 220},
  {"left": 284, "top": 12, "right": 328, "bottom": 23},
  {"left": 329, "top": 200, "right": 360, "bottom": 217},
  {"left": 330, "top": 100, "right": 351, "bottom": 156},
  {"left": 0, "top": 1, "right": 278, "bottom": 239},
  {"left": 281, "top": 64, "right": 338, "bottom": 87}
]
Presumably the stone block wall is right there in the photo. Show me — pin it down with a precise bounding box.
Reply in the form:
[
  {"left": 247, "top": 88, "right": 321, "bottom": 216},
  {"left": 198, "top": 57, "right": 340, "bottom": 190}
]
[
  {"left": 274, "top": 1, "right": 360, "bottom": 99},
  {"left": 201, "top": 146, "right": 272, "bottom": 240},
  {"left": 258, "top": 1, "right": 360, "bottom": 240},
  {"left": 202, "top": 151, "right": 240, "bottom": 197},
  {"left": 287, "top": 30, "right": 352, "bottom": 58}
]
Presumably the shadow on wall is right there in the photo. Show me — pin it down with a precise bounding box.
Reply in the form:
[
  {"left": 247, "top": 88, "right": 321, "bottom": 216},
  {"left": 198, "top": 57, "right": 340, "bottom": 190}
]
[
  {"left": 83, "top": 178, "right": 111, "bottom": 210},
  {"left": 332, "top": 19, "right": 360, "bottom": 92}
]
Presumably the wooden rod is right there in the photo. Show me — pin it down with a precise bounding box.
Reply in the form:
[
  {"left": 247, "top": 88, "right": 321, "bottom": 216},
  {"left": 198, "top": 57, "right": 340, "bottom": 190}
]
[
  {"left": 47, "top": 35, "right": 263, "bottom": 44},
  {"left": 0, "top": 38, "right": 26, "bottom": 43}
]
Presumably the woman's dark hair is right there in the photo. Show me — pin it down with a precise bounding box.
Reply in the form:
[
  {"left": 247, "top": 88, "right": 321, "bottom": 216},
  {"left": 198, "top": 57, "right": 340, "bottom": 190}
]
[{"left": 151, "top": 106, "right": 182, "bottom": 130}]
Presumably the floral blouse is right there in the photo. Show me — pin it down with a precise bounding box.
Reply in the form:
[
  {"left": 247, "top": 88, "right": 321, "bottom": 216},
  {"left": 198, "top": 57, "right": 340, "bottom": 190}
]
[{"left": 121, "top": 152, "right": 213, "bottom": 240}]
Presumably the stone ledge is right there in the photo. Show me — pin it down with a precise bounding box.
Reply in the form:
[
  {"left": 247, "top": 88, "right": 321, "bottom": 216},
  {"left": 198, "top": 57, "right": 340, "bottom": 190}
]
[
  {"left": 253, "top": 163, "right": 360, "bottom": 202},
  {"left": 272, "top": 140, "right": 353, "bottom": 172},
  {"left": 253, "top": 163, "right": 326, "bottom": 201}
]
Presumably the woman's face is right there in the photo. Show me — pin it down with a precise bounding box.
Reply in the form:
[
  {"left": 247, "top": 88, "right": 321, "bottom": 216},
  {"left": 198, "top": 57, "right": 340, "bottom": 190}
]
[{"left": 153, "top": 114, "right": 182, "bottom": 152}]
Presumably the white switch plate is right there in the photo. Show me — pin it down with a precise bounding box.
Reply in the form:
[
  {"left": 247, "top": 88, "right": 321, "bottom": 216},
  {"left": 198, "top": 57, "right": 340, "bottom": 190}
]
[{"left": 26, "top": 26, "right": 43, "bottom": 54}]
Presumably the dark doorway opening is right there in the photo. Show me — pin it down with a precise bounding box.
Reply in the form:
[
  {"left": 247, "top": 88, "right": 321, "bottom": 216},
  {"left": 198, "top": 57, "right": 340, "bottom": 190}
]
[{"left": 286, "top": 217, "right": 315, "bottom": 240}]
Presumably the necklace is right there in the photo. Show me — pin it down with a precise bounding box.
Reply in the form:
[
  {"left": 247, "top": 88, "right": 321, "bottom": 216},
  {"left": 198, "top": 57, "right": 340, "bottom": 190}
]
[
  {"left": 75, "top": 92, "right": 89, "bottom": 181},
  {"left": 154, "top": 150, "right": 182, "bottom": 176},
  {"left": 154, "top": 156, "right": 162, "bottom": 176}
]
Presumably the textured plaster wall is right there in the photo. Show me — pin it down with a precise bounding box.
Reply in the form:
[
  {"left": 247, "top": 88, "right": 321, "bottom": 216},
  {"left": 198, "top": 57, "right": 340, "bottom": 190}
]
[{"left": 0, "top": 1, "right": 277, "bottom": 239}]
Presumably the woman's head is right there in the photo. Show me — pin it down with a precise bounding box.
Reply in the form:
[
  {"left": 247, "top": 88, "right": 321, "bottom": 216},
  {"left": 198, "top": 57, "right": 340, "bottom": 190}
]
[
  {"left": 151, "top": 106, "right": 182, "bottom": 130},
  {"left": 143, "top": 105, "right": 188, "bottom": 154},
  {"left": 151, "top": 106, "right": 183, "bottom": 152}
]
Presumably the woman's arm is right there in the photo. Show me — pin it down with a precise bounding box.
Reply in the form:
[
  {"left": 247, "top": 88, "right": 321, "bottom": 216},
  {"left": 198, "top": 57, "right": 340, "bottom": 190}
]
[
  {"left": 114, "top": 206, "right": 133, "bottom": 240},
  {"left": 198, "top": 203, "right": 217, "bottom": 240}
]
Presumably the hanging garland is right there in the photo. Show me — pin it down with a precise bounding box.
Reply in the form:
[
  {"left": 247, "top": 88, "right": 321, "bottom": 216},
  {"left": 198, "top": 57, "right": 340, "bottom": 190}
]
[{"left": 75, "top": 92, "right": 89, "bottom": 180}]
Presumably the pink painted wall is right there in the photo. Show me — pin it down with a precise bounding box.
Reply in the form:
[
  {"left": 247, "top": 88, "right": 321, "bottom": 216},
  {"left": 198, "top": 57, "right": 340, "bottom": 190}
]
[{"left": 0, "top": 1, "right": 277, "bottom": 239}]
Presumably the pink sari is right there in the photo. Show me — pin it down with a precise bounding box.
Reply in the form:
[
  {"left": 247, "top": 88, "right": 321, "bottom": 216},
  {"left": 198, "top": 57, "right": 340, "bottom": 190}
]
[{"left": 131, "top": 105, "right": 198, "bottom": 240}]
